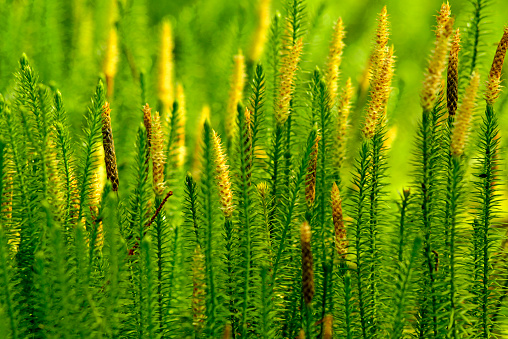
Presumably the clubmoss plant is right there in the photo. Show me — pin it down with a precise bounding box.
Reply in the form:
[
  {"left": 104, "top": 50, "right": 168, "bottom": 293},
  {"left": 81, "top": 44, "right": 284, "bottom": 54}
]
[{"left": 0, "top": 2, "right": 507, "bottom": 339}]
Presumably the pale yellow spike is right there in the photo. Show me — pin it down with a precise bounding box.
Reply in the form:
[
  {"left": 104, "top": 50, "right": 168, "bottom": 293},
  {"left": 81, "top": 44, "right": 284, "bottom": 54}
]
[
  {"left": 275, "top": 37, "right": 304, "bottom": 125},
  {"left": 371, "top": 6, "right": 390, "bottom": 78},
  {"left": 485, "top": 27, "right": 508, "bottom": 105},
  {"left": 212, "top": 130, "right": 234, "bottom": 218},
  {"left": 159, "top": 19, "right": 174, "bottom": 122},
  {"left": 325, "top": 18, "right": 346, "bottom": 106},
  {"left": 421, "top": 3, "right": 454, "bottom": 111},
  {"left": 363, "top": 45, "right": 395, "bottom": 139},
  {"left": 152, "top": 110, "right": 167, "bottom": 196},
  {"left": 335, "top": 77, "right": 355, "bottom": 167},
  {"left": 175, "top": 83, "right": 187, "bottom": 169},
  {"left": 451, "top": 72, "right": 481, "bottom": 157},
  {"left": 191, "top": 105, "right": 211, "bottom": 180},
  {"left": 249, "top": 0, "right": 271, "bottom": 62},
  {"left": 226, "top": 51, "right": 246, "bottom": 142},
  {"left": 103, "top": 27, "right": 118, "bottom": 97}
]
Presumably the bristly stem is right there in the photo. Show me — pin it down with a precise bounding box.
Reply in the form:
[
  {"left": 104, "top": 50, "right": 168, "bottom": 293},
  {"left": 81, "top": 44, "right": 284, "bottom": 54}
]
[
  {"left": 312, "top": 71, "right": 333, "bottom": 337},
  {"left": 201, "top": 122, "right": 221, "bottom": 337},
  {"left": 474, "top": 102, "right": 499, "bottom": 337},
  {"left": 271, "top": 128, "right": 316, "bottom": 283},
  {"left": 224, "top": 217, "right": 236, "bottom": 336},
  {"left": 235, "top": 105, "right": 255, "bottom": 337},
  {"left": 0, "top": 163, "right": 17, "bottom": 339},
  {"left": 413, "top": 96, "right": 447, "bottom": 338},
  {"left": 398, "top": 189, "right": 410, "bottom": 263},
  {"left": 367, "top": 129, "right": 385, "bottom": 337},
  {"left": 421, "top": 108, "right": 439, "bottom": 339},
  {"left": 153, "top": 195, "right": 165, "bottom": 332},
  {"left": 269, "top": 124, "right": 284, "bottom": 232},
  {"left": 351, "top": 141, "right": 371, "bottom": 339},
  {"left": 448, "top": 156, "right": 463, "bottom": 338},
  {"left": 77, "top": 80, "right": 105, "bottom": 221},
  {"left": 391, "top": 237, "right": 422, "bottom": 339},
  {"left": 469, "top": 0, "right": 485, "bottom": 75}
]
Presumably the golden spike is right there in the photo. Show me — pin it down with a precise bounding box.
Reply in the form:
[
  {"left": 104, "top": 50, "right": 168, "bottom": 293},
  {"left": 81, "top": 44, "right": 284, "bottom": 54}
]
[
  {"left": 142, "top": 103, "right": 152, "bottom": 153},
  {"left": 331, "top": 182, "right": 347, "bottom": 259},
  {"left": 103, "top": 27, "right": 119, "bottom": 97},
  {"left": 191, "top": 105, "right": 211, "bottom": 180},
  {"left": 421, "top": 3, "right": 454, "bottom": 111},
  {"left": 371, "top": 6, "right": 390, "bottom": 78},
  {"left": 451, "top": 72, "right": 481, "bottom": 157},
  {"left": 249, "top": 0, "right": 271, "bottom": 62},
  {"left": 212, "top": 130, "right": 234, "bottom": 218},
  {"left": 325, "top": 18, "right": 346, "bottom": 106},
  {"left": 362, "top": 45, "right": 395, "bottom": 139},
  {"left": 447, "top": 29, "right": 461, "bottom": 116},
  {"left": 305, "top": 133, "right": 321, "bottom": 208},
  {"left": 175, "top": 83, "right": 187, "bottom": 168},
  {"left": 275, "top": 37, "right": 304, "bottom": 125},
  {"left": 485, "top": 27, "right": 508, "bottom": 105},
  {"left": 335, "top": 77, "right": 355, "bottom": 167},
  {"left": 159, "top": 19, "right": 174, "bottom": 122},
  {"left": 226, "top": 51, "right": 246, "bottom": 143},
  {"left": 101, "top": 102, "right": 119, "bottom": 191},
  {"left": 152, "top": 111, "right": 167, "bottom": 196}
]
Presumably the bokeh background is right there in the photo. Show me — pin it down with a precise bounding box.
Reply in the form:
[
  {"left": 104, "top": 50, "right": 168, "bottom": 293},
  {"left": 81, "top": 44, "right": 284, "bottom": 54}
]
[{"left": 0, "top": 0, "right": 506, "bottom": 194}]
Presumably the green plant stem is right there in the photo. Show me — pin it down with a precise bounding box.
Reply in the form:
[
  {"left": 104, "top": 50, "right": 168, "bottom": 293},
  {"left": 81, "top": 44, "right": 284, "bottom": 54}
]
[
  {"left": 0, "top": 227, "right": 17, "bottom": 339},
  {"left": 142, "top": 237, "right": 155, "bottom": 339},
  {"left": 476, "top": 102, "right": 498, "bottom": 338},
  {"left": 269, "top": 124, "right": 284, "bottom": 231},
  {"left": 367, "top": 131, "right": 384, "bottom": 336},
  {"left": 398, "top": 191, "right": 410, "bottom": 263},
  {"left": 447, "top": 154, "right": 463, "bottom": 338},
  {"left": 391, "top": 237, "right": 422, "bottom": 339},
  {"left": 304, "top": 303, "right": 312, "bottom": 338},
  {"left": 153, "top": 195, "right": 165, "bottom": 331},
  {"left": 352, "top": 142, "right": 370, "bottom": 339},
  {"left": 224, "top": 217, "right": 236, "bottom": 336},
  {"left": 237, "top": 105, "right": 254, "bottom": 338},
  {"left": 340, "top": 263, "right": 353, "bottom": 339},
  {"left": 419, "top": 108, "right": 439, "bottom": 338},
  {"left": 271, "top": 129, "right": 316, "bottom": 283}
]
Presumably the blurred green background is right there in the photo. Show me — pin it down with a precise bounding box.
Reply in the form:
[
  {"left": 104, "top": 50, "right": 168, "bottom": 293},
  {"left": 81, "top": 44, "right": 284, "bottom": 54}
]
[{"left": 0, "top": 0, "right": 506, "bottom": 193}]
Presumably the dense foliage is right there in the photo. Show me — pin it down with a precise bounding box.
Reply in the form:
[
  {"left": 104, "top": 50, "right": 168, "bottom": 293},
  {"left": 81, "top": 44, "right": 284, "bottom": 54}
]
[{"left": 0, "top": 0, "right": 508, "bottom": 338}]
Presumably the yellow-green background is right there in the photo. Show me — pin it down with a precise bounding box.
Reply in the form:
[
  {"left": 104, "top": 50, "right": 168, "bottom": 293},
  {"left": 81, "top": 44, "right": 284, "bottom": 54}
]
[{"left": 0, "top": 0, "right": 506, "bottom": 193}]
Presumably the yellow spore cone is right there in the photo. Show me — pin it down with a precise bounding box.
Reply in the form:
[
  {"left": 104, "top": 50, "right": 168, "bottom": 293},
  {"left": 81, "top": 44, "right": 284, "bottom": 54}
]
[
  {"left": 335, "top": 77, "right": 354, "bottom": 167},
  {"left": 275, "top": 37, "right": 304, "bottom": 125},
  {"left": 175, "top": 83, "right": 187, "bottom": 169},
  {"left": 152, "top": 111, "right": 166, "bottom": 196},
  {"left": 212, "top": 130, "right": 234, "bottom": 218},
  {"left": 447, "top": 29, "right": 461, "bottom": 117},
  {"left": 103, "top": 27, "right": 118, "bottom": 97},
  {"left": 486, "top": 27, "right": 508, "bottom": 105},
  {"left": 226, "top": 52, "right": 246, "bottom": 143},
  {"left": 159, "top": 19, "right": 174, "bottom": 120},
  {"left": 363, "top": 45, "right": 395, "bottom": 139},
  {"left": 325, "top": 18, "right": 346, "bottom": 106},
  {"left": 191, "top": 105, "right": 211, "bottom": 180},
  {"left": 305, "top": 133, "right": 321, "bottom": 208},
  {"left": 421, "top": 3, "right": 454, "bottom": 111},
  {"left": 331, "top": 182, "right": 347, "bottom": 259},
  {"left": 249, "top": 0, "right": 271, "bottom": 62},
  {"left": 451, "top": 72, "right": 481, "bottom": 157}
]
